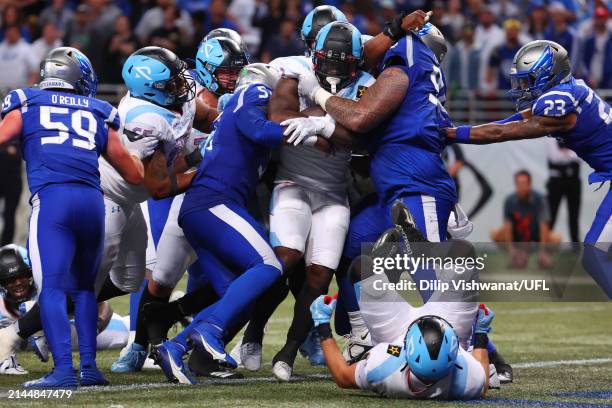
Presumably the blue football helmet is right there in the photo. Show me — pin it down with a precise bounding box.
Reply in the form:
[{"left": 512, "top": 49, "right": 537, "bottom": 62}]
[
  {"left": 416, "top": 23, "right": 448, "bottom": 64},
  {"left": 195, "top": 37, "right": 249, "bottom": 95},
  {"left": 508, "top": 40, "right": 571, "bottom": 110},
  {"left": 404, "top": 315, "right": 459, "bottom": 382},
  {"left": 39, "top": 47, "right": 97, "bottom": 98},
  {"left": 301, "top": 5, "right": 348, "bottom": 55},
  {"left": 122, "top": 46, "right": 196, "bottom": 107},
  {"left": 312, "top": 21, "right": 362, "bottom": 94}
]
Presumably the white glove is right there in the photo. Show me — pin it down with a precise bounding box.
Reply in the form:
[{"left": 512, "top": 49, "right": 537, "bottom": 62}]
[
  {"left": 281, "top": 116, "right": 335, "bottom": 146},
  {"left": 297, "top": 70, "right": 322, "bottom": 101},
  {"left": 125, "top": 136, "right": 159, "bottom": 159}
]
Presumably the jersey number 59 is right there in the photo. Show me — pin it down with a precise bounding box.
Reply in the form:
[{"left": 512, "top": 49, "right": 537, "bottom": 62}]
[{"left": 39, "top": 106, "right": 97, "bottom": 150}]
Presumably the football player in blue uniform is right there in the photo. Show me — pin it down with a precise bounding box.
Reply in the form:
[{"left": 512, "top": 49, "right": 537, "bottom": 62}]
[
  {"left": 444, "top": 40, "right": 612, "bottom": 298},
  {"left": 0, "top": 47, "right": 145, "bottom": 388},
  {"left": 151, "top": 63, "right": 328, "bottom": 384}
]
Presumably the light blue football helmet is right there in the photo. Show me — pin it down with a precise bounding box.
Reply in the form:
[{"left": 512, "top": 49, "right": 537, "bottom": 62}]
[
  {"left": 301, "top": 5, "right": 348, "bottom": 55},
  {"left": 404, "top": 315, "right": 459, "bottom": 382},
  {"left": 195, "top": 37, "right": 249, "bottom": 95},
  {"left": 122, "top": 46, "right": 195, "bottom": 107}
]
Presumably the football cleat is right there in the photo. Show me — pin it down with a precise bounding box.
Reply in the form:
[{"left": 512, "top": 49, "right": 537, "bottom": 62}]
[
  {"left": 391, "top": 200, "right": 427, "bottom": 248},
  {"left": 497, "top": 363, "right": 514, "bottom": 384},
  {"left": 299, "top": 329, "right": 325, "bottom": 366},
  {"left": 29, "top": 334, "right": 49, "bottom": 362},
  {"left": 188, "top": 347, "right": 244, "bottom": 379},
  {"left": 110, "top": 342, "right": 147, "bottom": 373},
  {"left": 80, "top": 365, "right": 109, "bottom": 386},
  {"left": 0, "top": 355, "right": 27, "bottom": 375},
  {"left": 240, "top": 341, "right": 262, "bottom": 371},
  {"left": 272, "top": 360, "right": 292, "bottom": 382},
  {"left": 151, "top": 341, "right": 196, "bottom": 385},
  {"left": 342, "top": 330, "right": 373, "bottom": 364},
  {"left": 187, "top": 324, "right": 237, "bottom": 369},
  {"left": 229, "top": 337, "right": 242, "bottom": 366},
  {"left": 23, "top": 367, "right": 77, "bottom": 389},
  {"left": 0, "top": 324, "right": 22, "bottom": 363},
  {"left": 142, "top": 355, "right": 161, "bottom": 370},
  {"left": 488, "top": 363, "right": 501, "bottom": 389}
]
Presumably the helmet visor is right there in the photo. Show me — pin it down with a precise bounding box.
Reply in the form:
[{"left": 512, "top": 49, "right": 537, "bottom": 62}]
[
  {"left": 156, "top": 68, "right": 196, "bottom": 106},
  {"left": 313, "top": 50, "right": 358, "bottom": 91}
]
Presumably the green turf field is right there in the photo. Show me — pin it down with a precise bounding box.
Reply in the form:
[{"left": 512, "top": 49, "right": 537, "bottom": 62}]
[{"left": 0, "top": 289, "right": 611, "bottom": 407}]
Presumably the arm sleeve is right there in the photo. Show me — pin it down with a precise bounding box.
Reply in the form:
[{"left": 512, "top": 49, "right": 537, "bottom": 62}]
[
  {"left": 1, "top": 89, "right": 25, "bottom": 119},
  {"left": 234, "top": 86, "right": 284, "bottom": 147},
  {"left": 531, "top": 91, "right": 578, "bottom": 117}
]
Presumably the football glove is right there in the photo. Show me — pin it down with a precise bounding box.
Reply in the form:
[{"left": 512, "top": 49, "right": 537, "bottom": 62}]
[
  {"left": 475, "top": 303, "right": 494, "bottom": 334},
  {"left": 310, "top": 294, "right": 338, "bottom": 327}
]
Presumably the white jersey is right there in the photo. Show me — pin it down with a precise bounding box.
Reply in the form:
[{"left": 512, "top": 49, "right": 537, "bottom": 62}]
[
  {"left": 270, "top": 55, "right": 375, "bottom": 193},
  {"left": 100, "top": 92, "right": 196, "bottom": 207},
  {"left": 0, "top": 299, "right": 35, "bottom": 329},
  {"left": 355, "top": 344, "right": 485, "bottom": 400}
]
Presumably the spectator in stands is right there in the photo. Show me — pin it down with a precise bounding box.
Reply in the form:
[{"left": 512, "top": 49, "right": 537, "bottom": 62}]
[
  {"left": 491, "top": 170, "right": 560, "bottom": 269},
  {"left": 88, "top": 0, "right": 123, "bottom": 80},
  {"left": 202, "top": 0, "right": 239, "bottom": 35},
  {"left": 582, "top": 6, "right": 612, "bottom": 89},
  {"left": 31, "top": 22, "right": 63, "bottom": 67},
  {"left": 0, "top": 25, "right": 38, "bottom": 94},
  {"left": 545, "top": 2, "right": 576, "bottom": 59},
  {"left": 429, "top": 1, "right": 455, "bottom": 43},
  {"left": 149, "top": 4, "right": 190, "bottom": 57},
  {"left": 487, "top": 19, "right": 525, "bottom": 90},
  {"left": 489, "top": 0, "right": 521, "bottom": 23},
  {"left": 39, "top": 0, "right": 74, "bottom": 37},
  {"left": 546, "top": 139, "right": 581, "bottom": 244},
  {"left": 228, "top": 0, "right": 260, "bottom": 54},
  {"left": 105, "top": 15, "right": 138, "bottom": 83},
  {"left": 525, "top": 3, "right": 548, "bottom": 40},
  {"left": 260, "top": 18, "right": 303, "bottom": 63},
  {"left": 0, "top": 138, "right": 22, "bottom": 246},
  {"left": 135, "top": 0, "right": 194, "bottom": 45},
  {"left": 440, "top": 0, "right": 464, "bottom": 43},
  {"left": 474, "top": 6, "right": 503, "bottom": 53},
  {"left": 64, "top": 4, "right": 92, "bottom": 51},
  {"left": 252, "top": 0, "right": 284, "bottom": 60},
  {"left": 0, "top": 5, "right": 31, "bottom": 43},
  {"left": 446, "top": 24, "right": 481, "bottom": 90}
]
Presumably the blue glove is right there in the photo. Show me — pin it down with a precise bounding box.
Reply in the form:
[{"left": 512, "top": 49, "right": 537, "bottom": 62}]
[
  {"left": 475, "top": 303, "right": 494, "bottom": 334},
  {"left": 217, "top": 93, "right": 233, "bottom": 112},
  {"left": 310, "top": 294, "right": 337, "bottom": 327}
]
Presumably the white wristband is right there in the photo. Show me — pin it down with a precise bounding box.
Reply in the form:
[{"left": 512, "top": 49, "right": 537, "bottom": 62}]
[{"left": 314, "top": 87, "right": 333, "bottom": 111}]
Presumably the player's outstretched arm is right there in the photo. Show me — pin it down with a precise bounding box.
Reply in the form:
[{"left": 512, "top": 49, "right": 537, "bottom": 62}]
[
  {"left": 104, "top": 129, "right": 145, "bottom": 185},
  {"left": 445, "top": 113, "right": 577, "bottom": 144},
  {"left": 313, "top": 67, "right": 409, "bottom": 134},
  {"left": 0, "top": 110, "right": 23, "bottom": 147},
  {"left": 143, "top": 149, "right": 195, "bottom": 199},
  {"left": 362, "top": 10, "right": 430, "bottom": 71}
]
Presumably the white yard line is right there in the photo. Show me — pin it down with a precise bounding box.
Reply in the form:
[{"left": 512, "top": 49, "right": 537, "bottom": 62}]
[{"left": 1, "top": 359, "right": 610, "bottom": 396}]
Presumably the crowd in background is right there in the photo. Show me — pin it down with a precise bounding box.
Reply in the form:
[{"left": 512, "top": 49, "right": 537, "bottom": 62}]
[
  {"left": 0, "top": 0, "right": 612, "bottom": 92},
  {"left": 0, "top": 0, "right": 599, "bottom": 246}
]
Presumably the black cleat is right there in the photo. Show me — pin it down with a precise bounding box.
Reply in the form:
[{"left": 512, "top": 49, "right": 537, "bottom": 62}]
[
  {"left": 188, "top": 347, "right": 244, "bottom": 380},
  {"left": 391, "top": 200, "right": 428, "bottom": 244},
  {"left": 489, "top": 350, "right": 513, "bottom": 384}
]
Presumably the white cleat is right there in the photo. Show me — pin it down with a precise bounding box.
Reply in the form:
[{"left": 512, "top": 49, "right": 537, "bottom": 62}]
[
  {"left": 0, "top": 325, "right": 22, "bottom": 363},
  {"left": 272, "top": 360, "right": 292, "bottom": 382},
  {"left": 342, "top": 330, "right": 373, "bottom": 363},
  {"left": 488, "top": 364, "right": 501, "bottom": 389},
  {"left": 240, "top": 342, "right": 262, "bottom": 372},
  {"left": 142, "top": 355, "right": 161, "bottom": 370},
  {"left": 0, "top": 355, "right": 28, "bottom": 375}
]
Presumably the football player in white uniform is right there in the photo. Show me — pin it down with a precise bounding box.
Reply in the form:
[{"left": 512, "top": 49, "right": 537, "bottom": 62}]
[{"left": 116, "top": 35, "right": 250, "bottom": 375}]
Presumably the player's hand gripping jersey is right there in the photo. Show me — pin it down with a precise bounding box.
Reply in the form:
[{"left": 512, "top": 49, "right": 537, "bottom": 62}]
[
  {"left": 368, "top": 34, "right": 457, "bottom": 204},
  {"left": 270, "top": 56, "right": 375, "bottom": 193},
  {"left": 530, "top": 77, "right": 612, "bottom": 184},
  {"left": 99, "top": 90, "right": 196, "bottom": 207},
  {"left": 354, "top": 343, "right": 484, "bottom": 399},
  {"left": 1, "top": 88, "right": 120, "bottom": 197}
]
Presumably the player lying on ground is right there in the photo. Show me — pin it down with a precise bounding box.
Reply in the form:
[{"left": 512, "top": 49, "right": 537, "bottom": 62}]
[
  {"left": 0, "top": 245, "right": 131, "bottom": 375},
  {"left": 443, "top": 40, "right": 612, "bottom": 298},
  {"left": 0, "top": 47, "right": 145, "bottom": 388}
]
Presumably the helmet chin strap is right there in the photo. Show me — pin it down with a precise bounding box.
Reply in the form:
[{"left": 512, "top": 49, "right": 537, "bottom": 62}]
[{"left": 326, "top": 76, "right": 341, "bottom": 95}]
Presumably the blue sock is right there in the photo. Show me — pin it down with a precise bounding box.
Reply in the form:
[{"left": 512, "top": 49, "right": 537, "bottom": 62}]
[
  {"left": 70, "top": 289, "right": 98, "bottom": 368},
  {"left": 129, "top": 280, "right": 147, "bottom": 331},
  {"left": 39, "top": 287, "right": 72, "bottom": 369},
  {"left": 582, "top": 245, "right": 612, "bottom": 298},
  {"left": 205, "top": 264, "right": 279, "bottom": 331},
  {"left": 487, "top": 339, "right": 497, "bottom": 354},
  {"left": 336, "top": 269, "right": 359, "bottom": 313}
]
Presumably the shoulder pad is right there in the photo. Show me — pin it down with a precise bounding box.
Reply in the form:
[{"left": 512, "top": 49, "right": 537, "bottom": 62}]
[{"left": 1, "top": 89, "right": 28, "bottom": 118}]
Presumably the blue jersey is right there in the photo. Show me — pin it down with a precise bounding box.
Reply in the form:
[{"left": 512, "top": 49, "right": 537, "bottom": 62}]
[
  {"left": 369, "top": 33, "right": 457, "bottom": 204},
  {"left": 181, "top": 83, "right": 284, "bottom": 215},
  {"left": 531, "top": 77, "right": 612, "bottom": 184},
  {"left": 1, "top": 88, "right": 120, "bottom": 196}
]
